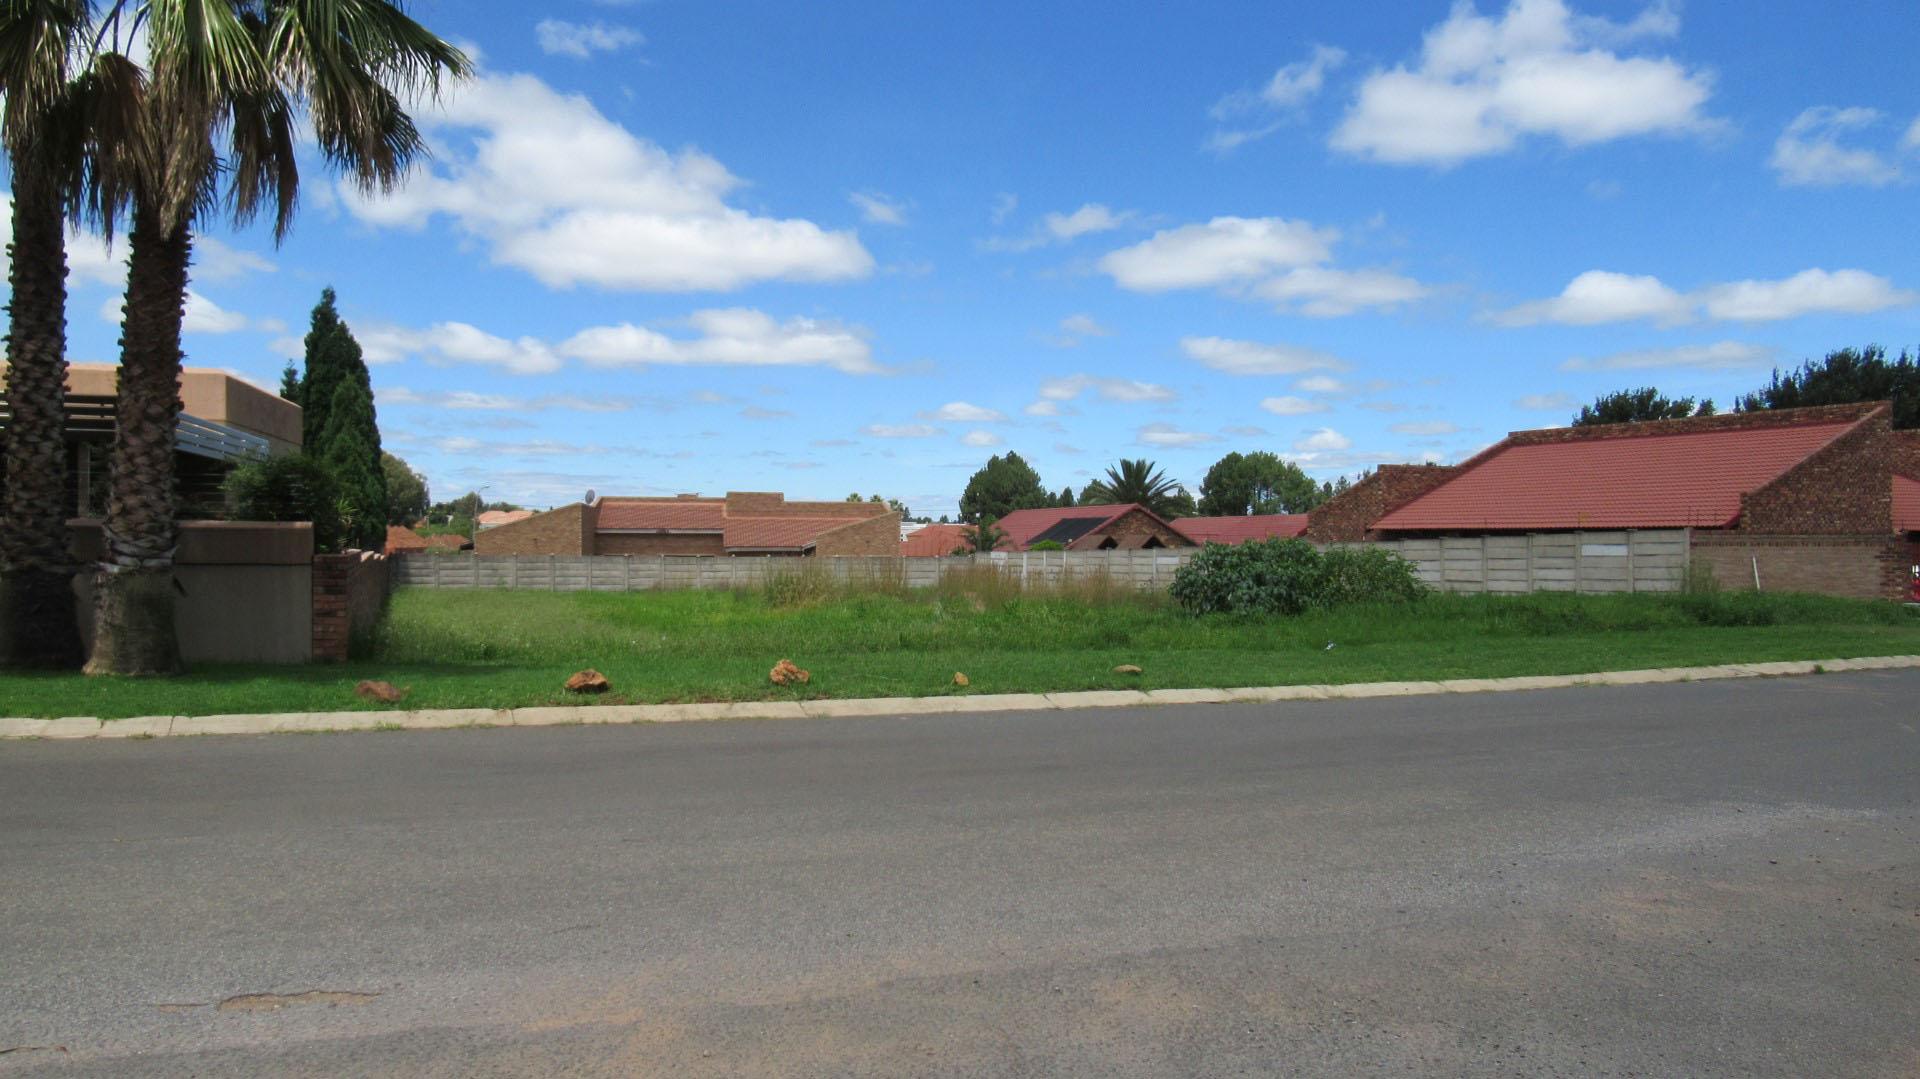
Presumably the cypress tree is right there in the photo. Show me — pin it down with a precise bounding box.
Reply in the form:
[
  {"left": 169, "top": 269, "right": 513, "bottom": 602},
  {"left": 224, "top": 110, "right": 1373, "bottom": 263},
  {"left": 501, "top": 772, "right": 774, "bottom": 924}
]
[
  {"left": 300, "top": 287, "right": 362, "bottom": 450},
  {"left": 318, "top": 378, "right": 387, "bottom": 549}
]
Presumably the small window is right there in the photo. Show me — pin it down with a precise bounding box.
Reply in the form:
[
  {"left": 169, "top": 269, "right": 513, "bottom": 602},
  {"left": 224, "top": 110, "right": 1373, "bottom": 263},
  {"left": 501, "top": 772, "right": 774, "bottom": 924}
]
[
  {"left": 1097, "top": 536, "right": 1119, "bottom": 550},
  {"left": 1142, "top": 536, "right": 1165, "bottom": 549}
]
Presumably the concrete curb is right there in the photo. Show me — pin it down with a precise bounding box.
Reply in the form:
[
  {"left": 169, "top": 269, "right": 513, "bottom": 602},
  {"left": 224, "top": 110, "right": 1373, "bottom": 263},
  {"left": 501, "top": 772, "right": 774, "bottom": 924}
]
[{"left": 3, "top": 655, "right": 1915, "bottom": 741}]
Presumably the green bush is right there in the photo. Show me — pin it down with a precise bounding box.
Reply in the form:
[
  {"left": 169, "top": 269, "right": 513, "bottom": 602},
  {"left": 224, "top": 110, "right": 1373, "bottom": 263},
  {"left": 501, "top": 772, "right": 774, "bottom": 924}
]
[
  {"left": 222, "top": 453, "right": 345, "bottom": 553},
  {"left": 1027, "top": 540, "right": 1065, "bottom": 551},
  {"left": 1170, "top": 538, "right": 1426, "bottom": 616}
]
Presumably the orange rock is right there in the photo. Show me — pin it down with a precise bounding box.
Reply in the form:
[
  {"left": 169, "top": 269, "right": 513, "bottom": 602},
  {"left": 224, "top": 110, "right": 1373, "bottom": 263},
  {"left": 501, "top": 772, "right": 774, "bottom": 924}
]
[
  {"left": 354, "top": 680, "right": 404, "bottom": 703},
  {"left": 565, "top": 669, "right": 611, "bottom": 694},
  {"left": 952, "top": 672, "right": 970, "bottom": 687},
  {"left": 769, "top": 659, "right": 811, "bottom": 685}
]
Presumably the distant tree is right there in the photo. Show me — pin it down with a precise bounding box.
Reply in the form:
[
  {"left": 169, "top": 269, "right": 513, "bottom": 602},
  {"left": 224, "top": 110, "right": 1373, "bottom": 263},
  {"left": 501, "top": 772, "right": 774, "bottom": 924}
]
[
  {"left": 1056, "top": 485, "right": 1075, "bottom": 508},
  {"left": 959, "top": 452, "right": 1049, "bottom": 523},
  {"left": 1573, "top": 387, "right": 1716, "bottom": 426},
  {"left": 279, "top": 361, "right": 302, "bottom": 404},
  {"left": 382, "top": 453, "right": 429, "bottom": 525},
  {"left": 937, "top": 514, "right": 951, "bottom": 524},
  {"left": 1736, "top": 345, "right": 1920, "bottom": 429},
  {"left": 1197, "top": 451, "right": 1327, "bottom": 515},
  {"left": 960, "top": 517, "right": 1006, "bottom": 553},
  {"left": 1080, "top": 458, "right": 1190, "bottom": 517}
]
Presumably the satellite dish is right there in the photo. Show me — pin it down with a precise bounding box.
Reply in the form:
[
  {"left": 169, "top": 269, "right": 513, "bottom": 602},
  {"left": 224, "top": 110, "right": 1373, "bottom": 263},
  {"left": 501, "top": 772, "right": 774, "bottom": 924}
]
[{"left": 584, "top": 488, "right": 597, "bottom": 505}]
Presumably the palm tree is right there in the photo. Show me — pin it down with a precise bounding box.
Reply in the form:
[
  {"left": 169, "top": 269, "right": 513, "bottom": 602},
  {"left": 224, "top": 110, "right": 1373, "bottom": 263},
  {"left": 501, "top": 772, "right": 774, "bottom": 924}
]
[
  {"left": 1080, "top": 458, "right": 1190, "bottom": 518},
  {"left": 85, "top": 0, "right": 469, "bottom": 675},
  {"left": 0, "top": 1, "right": 142, "bottom": 667}
]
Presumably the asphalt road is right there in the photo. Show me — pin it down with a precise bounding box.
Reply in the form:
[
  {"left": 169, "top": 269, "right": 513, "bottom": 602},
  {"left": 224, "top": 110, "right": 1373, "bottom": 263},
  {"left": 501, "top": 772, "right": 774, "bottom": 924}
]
[{"left": 2, "top": 672, "right": 1917, "bottom": 1077}]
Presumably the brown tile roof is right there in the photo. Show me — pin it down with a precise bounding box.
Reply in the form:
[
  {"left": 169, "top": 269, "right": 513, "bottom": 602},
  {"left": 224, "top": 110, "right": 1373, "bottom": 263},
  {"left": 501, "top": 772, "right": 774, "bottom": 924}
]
[
  {"left": 476, "top": 509, "right": 535, "bottom": 527},
  {"left": 384, "top": 525, "right": 429, "bottom": 555},
  {"left": 722, "top": 517, "right": 866, "bottom": 551},
  {"left": 1174, "top": 514, "right": 1309, "bottom": 544},
  {"left": 901, "top": 523, "right": 971, "bottom": 556}
]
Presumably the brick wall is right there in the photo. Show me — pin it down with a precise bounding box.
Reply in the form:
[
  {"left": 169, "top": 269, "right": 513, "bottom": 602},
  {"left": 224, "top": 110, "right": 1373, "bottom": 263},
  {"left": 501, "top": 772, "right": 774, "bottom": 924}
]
[
  {"left": 1690, "top": 533, "right": 1909, "bottom": 601},
  {"left": 312, "top": 551, "right": 389, "bottom": 663},
  {"left": 1891, "top": 430, "right": 1920, "bottom": 478},
  {"left": 725, "top": 491, "right": 890, "bottom": 519},
  {"left": 813, "top": 514, "right": 904, "bottom": 556},
  {"left": 1071, "top": 508, "right": 1193, "bottom": 550},
  {"left": 1304, "top": 465, "right": 1458, "bottom": 542},
  {"left": 473, "top": 502, "right": 593, "bottom": 555},
  {"left": 595, "top": 532, "right": 727, "bottom": 556},
  {"left": 1740, "top": 408, "right": 1892, "bottom": 534}
]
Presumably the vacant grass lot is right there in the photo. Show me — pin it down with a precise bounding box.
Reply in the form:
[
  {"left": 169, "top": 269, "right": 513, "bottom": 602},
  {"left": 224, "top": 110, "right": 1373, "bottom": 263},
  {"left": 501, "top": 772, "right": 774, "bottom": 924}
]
[{"left": 2, "top": 578, "right": 1917, "bottom": 720}]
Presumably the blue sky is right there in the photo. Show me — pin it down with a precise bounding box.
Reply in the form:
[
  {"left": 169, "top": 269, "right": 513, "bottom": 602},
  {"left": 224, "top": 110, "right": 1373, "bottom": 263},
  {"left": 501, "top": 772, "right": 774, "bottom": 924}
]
[{"left": 21, "top": 0, "right": 1920, "bottom": 518}]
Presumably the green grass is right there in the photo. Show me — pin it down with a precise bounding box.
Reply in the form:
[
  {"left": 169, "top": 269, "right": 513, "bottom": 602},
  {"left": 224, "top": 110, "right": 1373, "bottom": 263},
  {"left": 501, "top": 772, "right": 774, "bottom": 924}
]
[{"left": 3, "top": 584, "right": 1917, "bottom": 719}]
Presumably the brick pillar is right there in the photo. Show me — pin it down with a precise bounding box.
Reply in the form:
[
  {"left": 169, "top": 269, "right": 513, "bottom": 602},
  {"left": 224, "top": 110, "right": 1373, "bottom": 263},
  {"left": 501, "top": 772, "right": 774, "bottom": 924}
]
[{"left": 312, "top": 553, "right": 354, "bottom": 663}]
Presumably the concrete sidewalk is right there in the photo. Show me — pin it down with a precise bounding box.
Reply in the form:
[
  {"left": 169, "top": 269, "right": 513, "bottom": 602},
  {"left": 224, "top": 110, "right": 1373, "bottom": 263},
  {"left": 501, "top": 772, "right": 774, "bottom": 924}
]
[{"left": 3, "top": 654, "right": 1916, "bottom": 740}]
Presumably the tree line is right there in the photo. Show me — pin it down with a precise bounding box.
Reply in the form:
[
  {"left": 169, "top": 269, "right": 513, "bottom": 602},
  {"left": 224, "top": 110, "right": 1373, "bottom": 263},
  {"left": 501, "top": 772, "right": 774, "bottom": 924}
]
[
  {"left": 1572, "top": 346, "right": 1920, "bottom": 428},
  {"left": 954, "top": 452, "right": 1360, "bottom": 525}
]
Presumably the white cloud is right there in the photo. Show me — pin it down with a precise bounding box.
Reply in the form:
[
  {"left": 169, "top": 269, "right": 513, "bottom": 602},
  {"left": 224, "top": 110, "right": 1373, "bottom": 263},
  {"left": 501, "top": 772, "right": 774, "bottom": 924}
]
[
  {"left": 1514, "top": 391, "right": 1575, "bottom": 410},
  {"left": 1023, "top": 400, "right": 1062, "bottom": 417},
  {"left": 378, "top": 387, "right": 632, "bottom": 412},
  {"left": 536, "top": 19, "right": 643, "bottom": 59},
  {"left": 960, "top": 429, "right": 1003, "bottom": 447},
  {"left": 1331, "top": 0, "right": 1715, "bottom": 167},
  {"left": 1698, "top": 269, "right": 1917, "bottom": 322},
  {"left": 1137, "top": 423, "right": 1219, "bottom": 447},
  {"left": 560, "top": 309, "right": 879, "bottom": 373},
  {"left": 1181, "top": 336, "right": 1347, "bottom": 376},
  {"left": 1045, "top": 203, "right": 1133, "bottom": 240},
  {"left": 923, "top": 401, "right": 1006, "bottom": 423},
  {"left": 1560, "top": 341, "right": 1775, "bottom": 371},
  {"left": 1391, "top": 421, "right": 1462, "bottom": 436},
  {"left": 1294, "top": 427, "right": 1352, "bottom": 452},
  {"left": 1770, "top": 107, "right": 1902, "bottom": 187},
  {"left": 850, "top": 191, "right": 908, "bottom": 226},
  {"left": 1497, "top": 269, "right": 1690, "bottom": 325},
  {"left": 1254, "top": 266, "right": 1430, "bottom": 316},
  {"left": 192, "top": 237, "right": 276, "bottom": 282},
  {"left": 1259, "top": 396, "right": 1329, "bottom": 416},
  {"left": 990, "top": 192, "right": 1018, "bottom": 225},
  {"left": 1905, "top": 116, "right": 1920, "bottom": 151},
  {"left": 101, "top": 290, "right": 260, "bottom": 335},
  {"left": 357, "top": 308, "right": 877, "bottom": 377},
  {"left": 864, "top": 423, "right": 942, "bottom": 439},
  {"left": 1056, "top": 313, "right": 1111, "bottom": 343},
  {"left": 1100, "top": 216, "right": 1334, "bottom": 291},
  {"left": 1297, "top": 375, "right": 1349, "bottom": 395},
  {"left": 1208, "top": 44, "right": 1347, "bottom": 152},
  {"left": 1037, "top": 373, "right": 1177, "bottom": 404},
  {"left": 343, "top": 72, "right": 872, "bottom": 292}
]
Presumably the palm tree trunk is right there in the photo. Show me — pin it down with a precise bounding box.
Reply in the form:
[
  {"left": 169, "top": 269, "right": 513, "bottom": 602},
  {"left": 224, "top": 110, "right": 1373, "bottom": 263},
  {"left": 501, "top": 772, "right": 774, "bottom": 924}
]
[
  {"left": 85, "top": 202, "right": 189, "bottom": 676},
  {"left": 0, "top": 165, "right": 84, "bottom": 668}
]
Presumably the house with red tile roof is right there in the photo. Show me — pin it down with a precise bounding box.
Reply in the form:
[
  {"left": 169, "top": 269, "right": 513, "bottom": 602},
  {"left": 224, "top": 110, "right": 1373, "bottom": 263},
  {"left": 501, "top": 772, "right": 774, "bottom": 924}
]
[
  {"left": 992, "top": 504, "right": 1194, "bottom": 552},
  {"left": 1302, "top": 402, "right": 1920, "bottom": 601},
  {"left": 1173, "top": 514, "right": 1309, "bottom": 545},
  {"left": 474, "top": 492, "right": 899, "bottom": 557},
  {"left": 900, "top": 523, "right": 972, "bottom": 557}
]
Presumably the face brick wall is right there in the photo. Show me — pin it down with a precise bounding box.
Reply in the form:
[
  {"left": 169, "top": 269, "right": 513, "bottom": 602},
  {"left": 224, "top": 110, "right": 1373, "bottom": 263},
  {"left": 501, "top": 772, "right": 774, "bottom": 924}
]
[
  {"left": 1304, "top": 465, "right": 1459, "bottom": 542},
  {"left": 473, "top": 502, "right": 592, "bottom": 555},
  {"left": 595, "top": 532, "right": 727, "bottom": 556},
  {"left": 1070, "top": 508, "right": 1192, "bottom": 550},
  {"left": 1739, "top": 409, "right": 1891, "bottom": 534},
  {"left": 1691, "top": 533, "right": 1909, "bottom": 601}
]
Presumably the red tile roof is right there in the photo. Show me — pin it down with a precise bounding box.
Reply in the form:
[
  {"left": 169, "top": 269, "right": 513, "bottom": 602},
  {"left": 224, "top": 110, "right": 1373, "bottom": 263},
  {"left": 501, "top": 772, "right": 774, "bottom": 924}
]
[
  {"left": 901, "top": 523, "right": 970, "bottom": 556},
  {"left": 477, "top": 509, "right": 535, "bottom": 527},
  {"left": 384, "top": 525, "right": 429, "bottom": 555},
  {"left": 723, "top": 517, "right": 865, "bottom": 550},
  {"left": 1375, "top": 420, "right": 1860, "bottom": 531},
  {"left": 1895, "top": 475, "right": 1920, "bottom": 533},
  {"left": 596, "top": 500, "right": 726, "bottom": 530},
  {"left": 994, "top": 506, "right": 1131, "bottom": 550},
  {"left": 1174, "top": 514, "right": 1309, "bottom": 544}
]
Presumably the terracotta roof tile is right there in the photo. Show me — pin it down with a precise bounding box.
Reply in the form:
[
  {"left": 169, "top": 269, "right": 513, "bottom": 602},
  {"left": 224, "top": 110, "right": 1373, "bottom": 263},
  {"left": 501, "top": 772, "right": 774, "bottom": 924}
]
[
  {"left": 1375, "top": 421, "right": 1858, "bottom": 531},
  {"left": 901, "top": 523, "right": 971, "bottom": 556},
  {"left": 723, "top": 517, "right": 866, "bottom": 550},
  {"left": 1174, "top": 515, "right": 1309, "bottom": 544},
  {"left": 994, "top": 506, "right": 1130, "bottom": 549}
]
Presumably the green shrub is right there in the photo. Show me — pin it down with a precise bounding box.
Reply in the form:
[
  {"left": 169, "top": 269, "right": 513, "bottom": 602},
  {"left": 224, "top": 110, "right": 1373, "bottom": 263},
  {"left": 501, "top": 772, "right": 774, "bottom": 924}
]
[
  {"left": 222, "top": 453, "right": 345, "bottom": 553},
  {"left": 1027, "top": 539, "right": 1066, "bottom": 551},
  {"left": 1169, "top": 538, "right": 1426, "bottom": 616}
]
